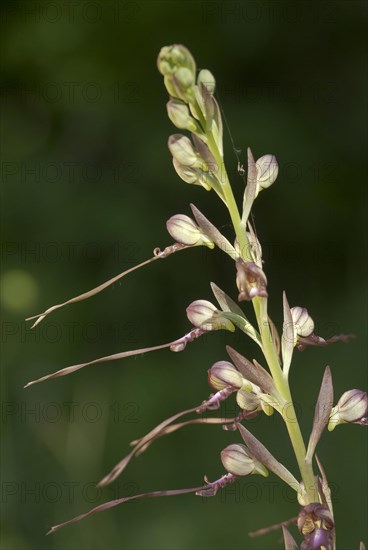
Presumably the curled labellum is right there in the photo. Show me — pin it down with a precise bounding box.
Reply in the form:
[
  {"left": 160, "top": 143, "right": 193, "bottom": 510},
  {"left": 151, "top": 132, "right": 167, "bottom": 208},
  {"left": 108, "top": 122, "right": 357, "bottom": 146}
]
[{"left": 235, "top": 259, "right": 268, "bottom": 301}]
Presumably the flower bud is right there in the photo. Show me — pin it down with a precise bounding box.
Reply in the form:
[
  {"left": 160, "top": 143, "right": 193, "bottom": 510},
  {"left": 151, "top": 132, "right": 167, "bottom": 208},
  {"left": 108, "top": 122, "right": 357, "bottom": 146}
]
[
  {"left": 186, "top": 300, "right": 235, "bottom": 332},
  {"left": 291, "top": 306, "right": 314, "bottom": 338},
  {"left": 208, "top": 361, "right": 244, "bottom": 390},
  {"left": 221, "top": 444, "right": 268, "bottom": 477},
  {"left": 236, "top": 389, "right": 261, "bottom": 412},
  {"left": 328, "top": 389, "right": 368, "bottom": 431},
  {"left": 197, "top": 69, "right": 216, "bottom": 95},
  {"left": 255, "top": 154, "right": 278, "bottom": 196},
  {"left": 157, "top": 45, "right": 196, "bottom": 102},
  {"left": 167, "top": 100, "right": 200, "bottom": 132},
  {"left": 157, "top": 44, "right": 196, "bottom": 77},
  {"left": 166, "top": 214, "right": 214, "bottom": 248},
  {"left": 172, "top": 159, "right": 214, "bottom": 191},
  {"left": 168, "top": 134, "right": 205, "bottom": 169}
]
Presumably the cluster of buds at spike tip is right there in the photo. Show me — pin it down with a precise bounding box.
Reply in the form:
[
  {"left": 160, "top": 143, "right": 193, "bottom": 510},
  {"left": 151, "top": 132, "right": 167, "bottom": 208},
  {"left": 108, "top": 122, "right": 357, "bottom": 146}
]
[
  {"left": 166, "top": 214, "right": 214, "bottom": 248},
  {"left": 328, "top": 389, "right": 368, "bottom": 431},
  {"left": 235, "top": 259, "right": 268, "bottom": 301},
  {"left": 186, "top": 300, "right": 235, "bottom": 332},
  {"left": 255, "top": 154, "right": 279, "bottom": 197},
  {"left": 297, "top": 503, "right": 335, "bottom": 550},
  {"left": 157, "top": 44, "right": 196, "bottom": 103},
  {"left": 221, "top": 444, "right": 269, "bottom": 478}
]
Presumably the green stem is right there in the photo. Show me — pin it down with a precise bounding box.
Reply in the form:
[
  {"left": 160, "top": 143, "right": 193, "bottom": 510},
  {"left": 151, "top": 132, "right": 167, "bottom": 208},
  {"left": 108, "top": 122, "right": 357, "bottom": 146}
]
[
  {"left": 254, "top": 297, "right": 317, "bottom": 502},
  {"left": 204, "top": 127, "right": 317, "bottom": 502}
]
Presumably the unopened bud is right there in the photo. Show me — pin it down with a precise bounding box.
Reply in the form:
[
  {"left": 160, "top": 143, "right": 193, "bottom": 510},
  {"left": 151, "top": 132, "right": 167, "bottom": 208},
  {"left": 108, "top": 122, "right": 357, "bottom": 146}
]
[
  {"left": 328, "top": 389, "right": 368, "bottom": 430},
  {"left": 186, "top": 300, "right": 235, "bottom": 332},
  {"left": 167, "top": 99, "right": 200, "bottom": 132},
  {"left": 221, "top": 444, "right": 268, "bottom": 477},
  {"left": 158, "top": 45, "right": 196, "bottom": 102},
  {"left": 166, "top": 214, "right": 214, "bottom": 249},
  {"left": 255, "top": 154, "right": 278, "bottom": 196},
  {"left": 291, "top": 306, "right": 314, "bottom": 338},
  {"left": 157, "top": 44, "right": 196, "bottom": 77},
  {"left": 197, "top": 69, "right": 216, "bottom": 95},
  {"left": 208, "top": 361, "right": 244, "bottom": 390},
  {"left": 172, "top": 159, "right": 214, "bottom": 191},
  {"left": 168, "top": 134, "right": 205, "bottom": 168}
]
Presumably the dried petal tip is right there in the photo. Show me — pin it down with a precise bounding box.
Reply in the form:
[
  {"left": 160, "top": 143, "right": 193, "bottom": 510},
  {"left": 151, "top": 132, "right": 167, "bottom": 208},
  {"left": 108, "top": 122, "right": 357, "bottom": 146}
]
[
  {"left": 186, "top": 300, "right": 235, "bottom": 332},
  {"left": 166, "top": 214, "right": 214, "bottom": 248},
  {"left": 221, "top": 444, "right": 268, "bottom": 477},
  {"left": 236, "top": 259, "right": 268, "bottom": 301},
  {"left": 328, "top": 389, "right": 368, "bottom": 431},
  {"left": 291, "top": 307, "right": 315, "bottom": 338},
  {"left": 208, "top": 361, "right": 244, "bottom": 390},
  {"left": 255, "top": 154, "right": 278, "bottom": 196}
]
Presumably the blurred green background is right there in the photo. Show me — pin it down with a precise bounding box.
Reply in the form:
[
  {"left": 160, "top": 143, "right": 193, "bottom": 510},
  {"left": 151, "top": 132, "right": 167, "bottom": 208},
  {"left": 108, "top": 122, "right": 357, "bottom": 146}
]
[{"left": 1, "top": 1, "right": 367, "bottom": 549}]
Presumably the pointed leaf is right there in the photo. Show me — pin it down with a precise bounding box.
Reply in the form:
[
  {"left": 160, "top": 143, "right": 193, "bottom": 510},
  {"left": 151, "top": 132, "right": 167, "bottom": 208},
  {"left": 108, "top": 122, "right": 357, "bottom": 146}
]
[
  {"left": 315, "top": 454, "right": 334, "bottom": 518},
  {"left": 306, "top": 366, "right": 334, "bottom": 462},
  {"left": 282, "top": 525, "right": 299, "bottom": 550},
  {"left": 237, "top": 423, "right": 300, "bottom": 491},
  {"left": 190, "top": 204, "right": 236, "bottom": 259},
  {"left": 227, "top": 346, "right": 275, "bottom": 395},
  {"left": 210, "top": 282, "right": 244, "bottom": 316},
  {"left": 192, "top": 133, "right": 218, "bottom": 170},
  {"left": 210, "top": 282, "right": 262, "bottom": 346},
  {"left": 282, "top": 291, "right": 295, "bottom": 376},
  {"left": 221, "top": 312, "right": 261, "bottom": 347},
  {"left": 241, "top": 147, "right": 257, "bottom": 225}
]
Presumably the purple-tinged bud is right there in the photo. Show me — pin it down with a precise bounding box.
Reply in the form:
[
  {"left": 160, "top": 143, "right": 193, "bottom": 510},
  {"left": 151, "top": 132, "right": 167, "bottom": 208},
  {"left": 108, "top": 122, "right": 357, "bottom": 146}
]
[
  {"left": 291, "top": 306, "right": 315, "bottom": 338},
  {"left": 166, "top": 214, "right": 214, "bottom": 248},
  {"left": 328, "top": 389, "right": 368, "bottom": 430},
  {"left": 168, "top": 134, "right": 205, "bottom": 169},
  {"left": 197, "top": 69, "right": 216, "bottom": 95},
  {"left": 255, "top": 154, "right": 278, "bottom": 196},
  {"left": 186, "top": 300, "right": 235, "bottom": 332},
  {"left": 172, "top": 159, "right": 214, "bottom": 191},
  {"left": 167, "top": 100, "right": 200, "bottom": 132},
  {"left": 221, "top": 444, "right": 268, "bottom": 477},
  {"left": 208, "top": 361, "right": 244, "bottom": 391}
]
